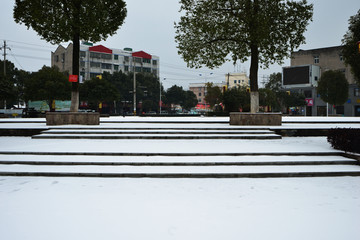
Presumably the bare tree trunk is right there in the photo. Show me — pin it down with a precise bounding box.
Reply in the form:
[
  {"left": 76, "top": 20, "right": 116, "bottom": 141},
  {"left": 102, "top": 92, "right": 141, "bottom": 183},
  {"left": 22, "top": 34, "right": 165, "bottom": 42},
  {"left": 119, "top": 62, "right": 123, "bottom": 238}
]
[
  {"left": 248, "top": 0, "right": 260, "bottom": 113},
  {"left": 70, "top": 34, "right": 80, "bottom": 112},
  {"left": 250, "top": 92, "right": 259, "bottom": 113},
  {"left": 70, "top": 3, "right": 80, "bottom": 112},
  {"left": 249, "top": 44, "right": 259, "bottom": 113}
]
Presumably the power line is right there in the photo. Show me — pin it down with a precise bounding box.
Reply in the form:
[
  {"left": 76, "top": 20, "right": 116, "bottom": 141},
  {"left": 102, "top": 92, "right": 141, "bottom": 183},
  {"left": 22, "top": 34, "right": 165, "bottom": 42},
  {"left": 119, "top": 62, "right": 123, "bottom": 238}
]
[
  {"left": 1, "top": 38, "right": 56, "bottom": 50},
  {"left": 10, "top": 54, "right": 50, "bottom": 61},
  {"left": 8, "top": 51, "right": 24, "bottom": 70}
]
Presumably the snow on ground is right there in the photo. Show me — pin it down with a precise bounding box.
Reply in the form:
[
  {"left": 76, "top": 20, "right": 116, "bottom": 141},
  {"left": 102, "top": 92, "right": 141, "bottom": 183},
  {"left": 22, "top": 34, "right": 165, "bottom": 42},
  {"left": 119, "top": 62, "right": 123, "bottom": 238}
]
[
  {"left": 0, "top": 177, "right": 360, "bottom": 240},
  {"left": 1, "top": 117, "right": 360, "bottom": 240},
  {"left": 0, "top": 136, "right": 337, "bottom": 153}
]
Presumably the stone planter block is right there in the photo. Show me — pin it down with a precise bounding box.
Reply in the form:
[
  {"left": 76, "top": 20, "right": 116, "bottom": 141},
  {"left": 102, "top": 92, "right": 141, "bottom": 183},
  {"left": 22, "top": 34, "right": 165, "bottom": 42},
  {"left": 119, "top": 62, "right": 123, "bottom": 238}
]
[
  {"left": 46, "top": 112, "right": 100, "bottom": 125},
  {"left": 230, "top": 112, "right": 282, "bottom": 126}
]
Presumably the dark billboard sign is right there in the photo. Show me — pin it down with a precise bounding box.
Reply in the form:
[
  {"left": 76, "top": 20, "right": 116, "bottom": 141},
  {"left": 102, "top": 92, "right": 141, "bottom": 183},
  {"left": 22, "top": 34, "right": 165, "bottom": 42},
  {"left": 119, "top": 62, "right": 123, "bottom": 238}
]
[{"left": 283, "top": 66, "right": 310, "bottom": 85}]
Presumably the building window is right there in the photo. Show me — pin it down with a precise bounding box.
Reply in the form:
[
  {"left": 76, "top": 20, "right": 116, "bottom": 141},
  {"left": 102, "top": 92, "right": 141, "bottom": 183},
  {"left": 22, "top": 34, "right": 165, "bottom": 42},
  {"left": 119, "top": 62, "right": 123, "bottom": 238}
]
[
  {"left": 55, "top": 55, "right": 59, "bottom": 62},
  {"left": 124, "top": 65, "right": 129, "bottom": 72},
  {"left": 152, "top": 60, "right": 157, "bottom": 65},
  {"left": 199, "top": 92, "right": 202, "bottom": 96},
  {"left": 339, "top": 55, "right": 343, "bottom": 61},
  {"left": 354, "top": 88, "right": 359, "bottom": 97},
  {"left": 90, "top": 52, "right": 101, "bottom": 59},
  {"left": 61, "top": 53, "right": 65, "bottom": 63},
  {"left": 90, "top": 62, "right": 101, "bottom": 68},
  {"left": 80, "top": 61, "right": 85, "bottom": 68},
  {"left": 143, "top": 58, "right": 151, "bottom": 64},
  {"left": 114, "top": 65, "right": 119, "bottom": 71},
  {"left": 134, "top": 57, "right": 142, "bottom": 63},
  {"left": 314, "top": 55, "right": 319, "bottom": 64},
  {"left": 101, "top": 53, "right": 112, "bottom": 60},
  {"left": 234, "top": 80, "right": 236, "bottom": 84},
  {"left": 80, "top": 51, "right": 86, "bottom": 58},
  {"left": 124, "top": 56, "right": 129, "bottom": 62},
  {"left": 152, "top": 69, "right": 157, "bottom": 75},
  {"left": 114, "top": 55, "right": 119, "bottom": 60},
  {"left": 101, "top": 63, "right": 112, "bottom": 69},
  {"left": 90, "top": 73, "right": 101, "bottom": 79},
  {"left": 198, "top": 99, "right": 202, "bottom": 102}
]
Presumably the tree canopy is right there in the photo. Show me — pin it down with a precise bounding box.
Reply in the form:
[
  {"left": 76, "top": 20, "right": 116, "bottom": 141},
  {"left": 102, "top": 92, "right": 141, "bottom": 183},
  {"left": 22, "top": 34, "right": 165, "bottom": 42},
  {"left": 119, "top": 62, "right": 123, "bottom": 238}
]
[
  {"left": 13, "top": 0, "right": 127, "bottom": 45},
  {"left": 13, "top": 0, "right": 127, "bottom": 112},
  {"left": 317, "top": 70, "right": 349, "bottom": 106},
  {"left": 204, "top": 82, "right": 222, "bottom": 109},
  {"left": 163, "top": 85, "right": 198, "bottom": 111},
  {"left": 25, "top": 66, "right": 71, "bottom": 111},
  {"left": 0, "top": 60, "right": 18, "bottom": 106},
  {"left": 80, "top": 75, "right": 120, "bottom": 111},
  {"left": 342, "top": 9, "right": 360, "bottom": 84},
  {"left": 175, "top": 0, "right": 313, "bottom": 112}
]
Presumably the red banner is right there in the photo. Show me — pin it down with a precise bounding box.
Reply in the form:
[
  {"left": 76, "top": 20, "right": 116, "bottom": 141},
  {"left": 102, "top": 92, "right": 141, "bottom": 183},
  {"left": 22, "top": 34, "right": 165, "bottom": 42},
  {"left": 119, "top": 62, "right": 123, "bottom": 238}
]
[{"left": 69, "top": 75, "right": 78, "bottom": 82}]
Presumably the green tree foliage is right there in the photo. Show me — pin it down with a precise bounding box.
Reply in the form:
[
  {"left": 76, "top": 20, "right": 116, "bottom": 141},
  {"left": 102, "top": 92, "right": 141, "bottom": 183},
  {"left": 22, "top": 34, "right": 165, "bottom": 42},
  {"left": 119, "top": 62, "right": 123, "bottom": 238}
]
[
  {"left": 175, "top": 0, "right": 313, "bottom": 112},
  {"left": 317, "top": 70, "right": 349, "bottom": 107},
  {"left": 80, "top": 76, "right": 120, "bottom": 111},
  {"left": 265, "top": 73, "right": 282, "bottom": 92},
  {"left": 262, "top": 72, "right": 306, "bottom": 112},
  {"left": 14, "top": 69, "right": 31, "bottom": 105},
  {"left": 25, "top": 66, "right": 71, "bottom": 111},
  {"left": 163, "top": 85, "right": 198, "bottom": 111},
  {"left": 204, "top": 82, "right": 222, "bottom": 109},
  {"left": 14, "top": 0, "right": 127, "bottom": 112},
  {"left": 342, "top": 10, "right": 360, "bottom": 84},
  {"left": 223, "top": 87, "right": 250, "bottom": 112},
  {"left": 280, "top": 91, "right": 306, "bottom": 110},
  {"left": 164, "top": 85, "right": 185, "bottom": 106},
  {"left": 0, "top": 60, "right": 18, "bottom": 107},
  {"left": 105, "top": 71, "right": 161, "bottom": 113},
  {"left": 259, "top": 88, "right": 277, "bottom": 110},
  {"left": 183, "top": 90, "right": 198, "bottom": 110}
]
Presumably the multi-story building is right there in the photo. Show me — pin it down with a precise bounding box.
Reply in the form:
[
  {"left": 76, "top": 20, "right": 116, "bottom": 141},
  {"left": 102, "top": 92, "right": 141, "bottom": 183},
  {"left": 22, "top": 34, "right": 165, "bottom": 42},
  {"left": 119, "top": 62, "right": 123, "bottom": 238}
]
[
  {"left": 189, "top": 72, "right": 249, "bottom": 107},
  {"left": 225, "top": 72, "right": 250, "bottom": 89},
  {"left": 189, "top": 83, "right": 207, "bottom": 104},
  {"left": 283, "top": 46, "right": 360, "bottom": 116},
  {"left": 189, "top": 82, "right": 224, "bottom": 110},
  {"left": 51, "top": 42, "right": 160, "bottom": 80}
]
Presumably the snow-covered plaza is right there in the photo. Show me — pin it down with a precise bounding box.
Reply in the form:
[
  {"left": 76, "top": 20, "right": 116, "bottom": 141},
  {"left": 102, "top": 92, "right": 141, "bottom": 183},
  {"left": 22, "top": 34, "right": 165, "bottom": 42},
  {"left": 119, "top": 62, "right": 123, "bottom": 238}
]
[{"left": 0, "top": 116, "right": 360, "bottom": 240}]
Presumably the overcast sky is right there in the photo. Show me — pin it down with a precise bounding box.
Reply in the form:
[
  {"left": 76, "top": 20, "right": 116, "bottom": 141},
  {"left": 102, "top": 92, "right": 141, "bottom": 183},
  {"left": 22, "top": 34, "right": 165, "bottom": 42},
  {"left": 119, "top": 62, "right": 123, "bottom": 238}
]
[{"left": 0, "top": 0, "right": 359, "bottom": 89}]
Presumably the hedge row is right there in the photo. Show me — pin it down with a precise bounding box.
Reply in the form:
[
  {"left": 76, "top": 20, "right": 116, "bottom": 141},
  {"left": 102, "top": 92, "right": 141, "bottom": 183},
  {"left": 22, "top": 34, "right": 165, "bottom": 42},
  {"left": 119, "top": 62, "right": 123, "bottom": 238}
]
[{"left": 327, "top": 128, "right": 360, "bottom": 153}]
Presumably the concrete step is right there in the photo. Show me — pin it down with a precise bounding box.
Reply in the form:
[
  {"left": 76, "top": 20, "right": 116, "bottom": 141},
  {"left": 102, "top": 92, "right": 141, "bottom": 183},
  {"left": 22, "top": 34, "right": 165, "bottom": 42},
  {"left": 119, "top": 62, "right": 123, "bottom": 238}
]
[
  {"left": 32, "top": 128, "right": 282, "bottom": 139},
  {"left": 0, "top": 152, "right": 359, "bottom": 178},
  {"left": 1, "top": 167, "right": 360, "bottom": 178},
  {"left": 31, "top": 134, "right": 281, "bottom": 140}
]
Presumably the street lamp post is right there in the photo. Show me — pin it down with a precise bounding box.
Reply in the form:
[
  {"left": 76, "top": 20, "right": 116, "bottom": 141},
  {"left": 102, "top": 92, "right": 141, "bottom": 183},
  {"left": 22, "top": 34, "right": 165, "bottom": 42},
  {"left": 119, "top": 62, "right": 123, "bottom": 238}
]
[
  {"left": 199, "top": 72, "right": 213, "bottom": 112},
  {"left": 160, "top": 78, "right": 165, "bottom": 114}
]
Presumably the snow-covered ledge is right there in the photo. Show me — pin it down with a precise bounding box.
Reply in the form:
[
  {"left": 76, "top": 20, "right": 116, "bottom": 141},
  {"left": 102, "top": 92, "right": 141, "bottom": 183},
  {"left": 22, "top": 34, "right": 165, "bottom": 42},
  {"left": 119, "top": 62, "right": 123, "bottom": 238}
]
[
  {"left": 230, "top": 112, "right": 282, "bottom": 126},
  {"left": 46, "top": 112, "right": 100, "bottom": 125}
]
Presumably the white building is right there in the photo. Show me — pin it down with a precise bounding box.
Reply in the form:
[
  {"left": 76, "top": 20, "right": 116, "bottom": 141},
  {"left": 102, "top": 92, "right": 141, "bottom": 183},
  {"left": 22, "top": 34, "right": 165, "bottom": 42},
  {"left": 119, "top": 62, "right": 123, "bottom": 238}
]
[
  {"left": 51, "top": 42, "right": 160, "bottom": 80},
  {"left": 225, "top": 72, "right": 250, "bottom": 89}
]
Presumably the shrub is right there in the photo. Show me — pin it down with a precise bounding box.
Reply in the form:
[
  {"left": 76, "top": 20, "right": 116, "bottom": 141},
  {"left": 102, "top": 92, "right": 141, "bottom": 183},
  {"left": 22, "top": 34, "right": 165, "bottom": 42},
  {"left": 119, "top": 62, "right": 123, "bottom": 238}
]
[{"left": 327, "top": 128, "right": 360, "bottom": 153}]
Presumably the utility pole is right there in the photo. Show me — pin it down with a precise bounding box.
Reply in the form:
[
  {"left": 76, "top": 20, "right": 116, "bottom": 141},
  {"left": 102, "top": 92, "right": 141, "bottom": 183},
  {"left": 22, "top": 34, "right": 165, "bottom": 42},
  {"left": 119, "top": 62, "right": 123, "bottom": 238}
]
[
  {"left": 133, "top": 59, "right": 136, "bottom": 116},
  {"left": 227, "top": 73, "right": 230, "bottom": 89},
  {"left": 160, "top": 78, "right": 165, "bottom": 114},
  {"left": 0, "top": 40, "right": 11, "bottom": 109}
]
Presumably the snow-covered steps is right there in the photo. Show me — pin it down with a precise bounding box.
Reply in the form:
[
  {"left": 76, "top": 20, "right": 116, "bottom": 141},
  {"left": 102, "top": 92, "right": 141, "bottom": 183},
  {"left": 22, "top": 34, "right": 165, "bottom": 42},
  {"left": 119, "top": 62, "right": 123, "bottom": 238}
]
[
  {"left": 0, "top": 152, "right": 359, "bottom": 178},
  {"left": 32, "top": 128, "right": 282, "bottom": 139}
]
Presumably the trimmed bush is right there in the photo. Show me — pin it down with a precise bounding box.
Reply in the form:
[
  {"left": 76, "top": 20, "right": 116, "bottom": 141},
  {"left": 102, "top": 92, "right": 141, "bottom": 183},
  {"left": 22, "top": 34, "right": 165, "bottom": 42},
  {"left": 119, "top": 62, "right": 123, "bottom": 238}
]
[{"left": 327, "top": 128, "right": 360, "bottom": 153}]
